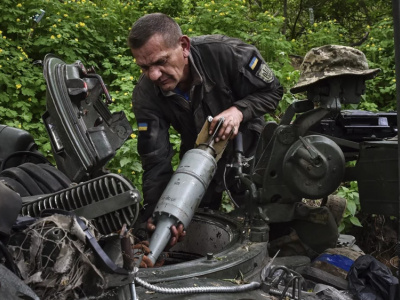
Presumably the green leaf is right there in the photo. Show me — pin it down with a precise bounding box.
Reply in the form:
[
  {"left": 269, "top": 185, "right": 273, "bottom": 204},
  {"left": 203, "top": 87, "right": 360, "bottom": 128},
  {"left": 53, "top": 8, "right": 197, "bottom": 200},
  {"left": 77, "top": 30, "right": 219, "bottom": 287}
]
[
  {"left": 347, "top": 200, "right": 357, "bottom": 216},
  {"left": 119, "top": 157, "right": 132, "bottom": 167},
  {"left": 350, "top": 216, "right": 362, "bottom": 227},
  {"left": 0, "top": 93, "right": 10, "bottom": 103},
  {"left": 5, "top": 110, "right": 18, "bottom": 118},
  {"left": 341, "top": 186, "right": 349, "bottom": 192},
  {"left": 22, "top": 113, "right": 33, "bottom": 122},
  {"left": 130, "top": 161, "right": 143, "bottom": 171}
]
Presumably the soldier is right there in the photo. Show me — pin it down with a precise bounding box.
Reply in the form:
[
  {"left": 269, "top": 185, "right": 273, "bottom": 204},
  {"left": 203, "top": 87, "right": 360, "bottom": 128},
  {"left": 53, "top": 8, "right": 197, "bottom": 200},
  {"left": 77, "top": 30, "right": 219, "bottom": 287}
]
[{"left": 128, "top": 13, "right": 283, "bottom": 251}]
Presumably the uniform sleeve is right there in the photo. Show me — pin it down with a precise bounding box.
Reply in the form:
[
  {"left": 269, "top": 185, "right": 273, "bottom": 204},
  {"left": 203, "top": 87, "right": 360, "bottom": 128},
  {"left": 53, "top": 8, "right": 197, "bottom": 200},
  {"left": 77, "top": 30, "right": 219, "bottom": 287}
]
[
  {"left": 228, "top": 40, "right": 283, "bottom": 122},
  {"left": 132, "top": 82, "right": 174, "bottom": 219}
]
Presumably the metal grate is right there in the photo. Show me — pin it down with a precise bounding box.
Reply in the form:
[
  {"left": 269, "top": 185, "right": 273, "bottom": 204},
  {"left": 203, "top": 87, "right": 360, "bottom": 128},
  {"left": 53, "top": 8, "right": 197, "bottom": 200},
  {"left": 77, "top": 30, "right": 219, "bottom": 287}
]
[{"left": 21, "top": 174, "right": 140, "bottom": 235}]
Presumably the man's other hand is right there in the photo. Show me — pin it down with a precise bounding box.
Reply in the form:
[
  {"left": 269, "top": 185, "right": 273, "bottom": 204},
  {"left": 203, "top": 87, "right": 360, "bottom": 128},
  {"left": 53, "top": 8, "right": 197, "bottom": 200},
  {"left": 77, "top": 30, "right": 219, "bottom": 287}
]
[{"left": 147, "top": 218, "right": 186, "bottom": 248}]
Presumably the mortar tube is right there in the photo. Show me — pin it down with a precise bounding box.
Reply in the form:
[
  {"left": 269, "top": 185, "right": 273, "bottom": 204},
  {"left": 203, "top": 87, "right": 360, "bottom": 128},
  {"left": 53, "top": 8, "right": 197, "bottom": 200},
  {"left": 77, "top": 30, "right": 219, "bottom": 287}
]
[{"left": 147, "top": 214, "right": 177, "bottom": 265}]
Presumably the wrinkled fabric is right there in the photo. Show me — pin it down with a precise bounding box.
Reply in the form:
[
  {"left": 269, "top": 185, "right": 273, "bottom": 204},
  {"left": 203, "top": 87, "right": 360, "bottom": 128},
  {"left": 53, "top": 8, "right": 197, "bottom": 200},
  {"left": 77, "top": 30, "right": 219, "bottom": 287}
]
[
  {"left": 291, "top": 45, "right": 380, "bottom": 93},
  {"left": 348, "top": 254, "right": 398, "bottom": 300}
]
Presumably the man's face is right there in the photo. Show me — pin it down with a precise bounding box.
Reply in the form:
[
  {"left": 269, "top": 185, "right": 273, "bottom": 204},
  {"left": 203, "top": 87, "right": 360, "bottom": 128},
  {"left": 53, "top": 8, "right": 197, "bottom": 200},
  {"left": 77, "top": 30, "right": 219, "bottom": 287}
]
[{"left": 131, "top": 34, "right": 190, "bottom": 92}]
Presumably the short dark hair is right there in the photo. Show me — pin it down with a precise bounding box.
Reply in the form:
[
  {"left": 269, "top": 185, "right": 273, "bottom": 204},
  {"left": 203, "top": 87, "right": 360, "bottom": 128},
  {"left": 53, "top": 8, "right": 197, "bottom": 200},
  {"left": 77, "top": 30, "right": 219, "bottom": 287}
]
[{"left": 128, "top": 13, "right": 182, "bottom": 49}]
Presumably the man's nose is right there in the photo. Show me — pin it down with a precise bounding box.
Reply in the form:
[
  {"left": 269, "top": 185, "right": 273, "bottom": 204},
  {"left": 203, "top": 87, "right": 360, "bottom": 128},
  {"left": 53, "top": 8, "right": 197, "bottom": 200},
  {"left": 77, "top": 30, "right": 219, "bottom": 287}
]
[{"left": 148, "top": 66, "right": 162, "bottom": 81}]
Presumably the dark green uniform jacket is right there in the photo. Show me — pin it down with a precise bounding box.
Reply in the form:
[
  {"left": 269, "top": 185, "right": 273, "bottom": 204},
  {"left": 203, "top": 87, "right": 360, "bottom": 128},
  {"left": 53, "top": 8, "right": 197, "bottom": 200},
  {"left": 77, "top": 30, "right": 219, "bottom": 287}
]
[{"left": 132, "top": 35, "right": 283, "bottom": 218}]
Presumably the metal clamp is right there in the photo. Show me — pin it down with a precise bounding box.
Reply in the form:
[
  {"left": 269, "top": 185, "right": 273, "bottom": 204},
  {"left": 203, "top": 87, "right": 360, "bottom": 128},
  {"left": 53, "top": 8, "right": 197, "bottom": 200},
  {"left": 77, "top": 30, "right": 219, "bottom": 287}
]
[{"left": 262, "top": 265, "right": 304, "bottom": 300}]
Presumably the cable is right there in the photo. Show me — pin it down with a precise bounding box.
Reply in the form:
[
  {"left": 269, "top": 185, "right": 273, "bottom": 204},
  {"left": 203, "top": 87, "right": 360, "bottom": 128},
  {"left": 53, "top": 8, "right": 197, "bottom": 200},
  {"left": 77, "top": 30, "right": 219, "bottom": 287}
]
[
  {"left": 134, "top": 276, "right": 260, "bottom": 294},
  {"left": 223, "top": 164, "right": 240, "bottom": 208}
]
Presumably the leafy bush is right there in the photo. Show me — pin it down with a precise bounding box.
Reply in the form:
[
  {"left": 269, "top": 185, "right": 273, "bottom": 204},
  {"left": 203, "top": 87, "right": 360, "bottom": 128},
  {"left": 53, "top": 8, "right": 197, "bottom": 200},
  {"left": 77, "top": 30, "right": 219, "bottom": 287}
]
[
  {"left": 337, "top": 181, "right": 362, "bottom": 233},
  {"left": 0, "top": 0, "right": 142, "bottom": 181},
  {"left": 359, "top": 18, "right": 397, "bottom": 111}
]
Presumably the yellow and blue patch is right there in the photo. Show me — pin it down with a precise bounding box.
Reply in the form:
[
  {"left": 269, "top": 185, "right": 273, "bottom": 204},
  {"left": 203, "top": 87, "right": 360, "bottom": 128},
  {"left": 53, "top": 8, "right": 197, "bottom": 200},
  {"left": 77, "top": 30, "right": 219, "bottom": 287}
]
[
  {"left": 249, "top": 56, "right": 259, "bottom": 70},
  {"left": 247, "top": 55, "right": 274, "bottom": 83},
  {"left": 138, "top": 122, "right": 148, "bottom": 131}
]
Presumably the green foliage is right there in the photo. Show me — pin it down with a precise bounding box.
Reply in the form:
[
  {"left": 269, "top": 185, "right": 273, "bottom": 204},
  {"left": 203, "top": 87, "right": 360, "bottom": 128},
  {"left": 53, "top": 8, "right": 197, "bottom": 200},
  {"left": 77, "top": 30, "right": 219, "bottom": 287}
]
[
  {"left": 169, "top": 128, "right": 182, "bottom": 171},
  {"left": 0, "top": 0, "right": 142, "bottom": 181},
  {"left": 107, "top": 137, "right": 143, "bottom": 192},
  {"left": 275, "top": 0, "right": 391, "bottom": 45},
  {"left": 0, "top": 3, "right": 48, "bottom": 153},
  {"left": 291, "top": 20, "right": 348, "bottom": 54},
  {"left": 336, "top": 181, "right": 362, "bottom": 233},
  {"left": 220, "top": 191, "right": 235, "bottom": 213},
  {"left": 358, "top": 18, "right": 397, "bottom": 111}
]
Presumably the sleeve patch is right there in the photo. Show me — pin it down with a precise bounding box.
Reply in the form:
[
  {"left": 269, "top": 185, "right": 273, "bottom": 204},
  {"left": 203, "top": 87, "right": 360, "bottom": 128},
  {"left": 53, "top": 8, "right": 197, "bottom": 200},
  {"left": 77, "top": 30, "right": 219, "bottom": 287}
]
[
  {"left": 246, "top": 55, "right": 274, "bottom": 83},
  {"left": 138, "top": 122, "right": 148, "bottom": 131},
  {"left": 249, "top": 57, "right": 259, "bottom": 70},
  {"left": 256, "top": 63, "right": 274, "bottom": 83}
]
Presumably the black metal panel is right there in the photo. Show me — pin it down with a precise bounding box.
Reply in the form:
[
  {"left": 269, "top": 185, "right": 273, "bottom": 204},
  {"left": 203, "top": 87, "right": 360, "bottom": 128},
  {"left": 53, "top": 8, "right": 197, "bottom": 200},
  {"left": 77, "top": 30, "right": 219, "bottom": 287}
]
[
  {"left": 42, "top": 54, "right": 132, "bottom": 182},
  {"left": 347, "top": 141, "right": 399, "bottom": 215}
]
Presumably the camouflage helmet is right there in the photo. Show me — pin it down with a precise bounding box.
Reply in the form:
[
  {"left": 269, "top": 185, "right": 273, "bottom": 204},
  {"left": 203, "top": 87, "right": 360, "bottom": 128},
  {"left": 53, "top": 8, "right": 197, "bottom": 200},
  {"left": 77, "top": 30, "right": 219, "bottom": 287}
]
[{"left": 290, "top": 45, "right": 380, "bottom": 94}]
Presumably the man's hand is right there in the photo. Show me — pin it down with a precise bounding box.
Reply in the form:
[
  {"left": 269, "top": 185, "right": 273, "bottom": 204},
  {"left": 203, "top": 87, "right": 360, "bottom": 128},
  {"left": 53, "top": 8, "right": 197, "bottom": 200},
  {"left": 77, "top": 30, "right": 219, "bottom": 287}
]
[
  {"left": 147, "top": 218, "right": 186, "bottom": 248},
  {"left": 170, "top": 223, "right": 186, "bottom": 247},
  {"left": 133, "top": 219, "right": 186, "bottom": 268},
  {"left": 209, "top": 106, "right": 243, "bottom": 142},
  {"left": 133, "top": 240, "right": 153, "bottom": 268}
]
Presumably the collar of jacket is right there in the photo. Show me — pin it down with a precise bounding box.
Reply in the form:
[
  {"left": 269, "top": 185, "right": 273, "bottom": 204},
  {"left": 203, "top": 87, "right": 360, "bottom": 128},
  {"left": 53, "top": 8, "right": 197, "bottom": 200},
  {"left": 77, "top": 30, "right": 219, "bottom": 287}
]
[{"left": 189, "top": 44, "right": 216, "bottom": 93}]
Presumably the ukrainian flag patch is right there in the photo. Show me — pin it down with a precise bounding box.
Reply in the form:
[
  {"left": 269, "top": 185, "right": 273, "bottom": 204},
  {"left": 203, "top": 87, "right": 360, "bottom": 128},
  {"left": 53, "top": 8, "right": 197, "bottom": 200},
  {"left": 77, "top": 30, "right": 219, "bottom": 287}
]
[
  {"left": 247, "top": 55, "right": 274, "bottom": 83},
  {"left": 249, "top": 57, "right": 259, "bottom": 70},
  {"left": 138, "top": 122, "right": 148, "bottom": 131}
]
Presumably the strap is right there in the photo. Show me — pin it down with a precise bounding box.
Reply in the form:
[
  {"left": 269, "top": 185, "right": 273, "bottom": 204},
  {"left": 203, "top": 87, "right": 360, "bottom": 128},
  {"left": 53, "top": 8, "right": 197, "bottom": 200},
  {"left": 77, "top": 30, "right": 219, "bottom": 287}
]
[{"left": 41, "top": 209, "right": 129, "bottom": 275}]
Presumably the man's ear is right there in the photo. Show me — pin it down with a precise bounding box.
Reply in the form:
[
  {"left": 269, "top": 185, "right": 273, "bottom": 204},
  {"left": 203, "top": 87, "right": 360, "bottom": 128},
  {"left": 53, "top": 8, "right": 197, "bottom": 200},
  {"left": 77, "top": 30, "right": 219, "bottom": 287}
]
[{"left": 180, "top": 35, "right": 191, "bottom": 58}]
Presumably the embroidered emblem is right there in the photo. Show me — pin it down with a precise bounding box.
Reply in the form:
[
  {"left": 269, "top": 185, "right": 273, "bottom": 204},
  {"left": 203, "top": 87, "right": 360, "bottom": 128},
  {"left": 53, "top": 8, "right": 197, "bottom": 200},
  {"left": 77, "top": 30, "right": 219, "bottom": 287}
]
[{"left": 256, "top": 63, "right": 274, "bottom": 83}]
